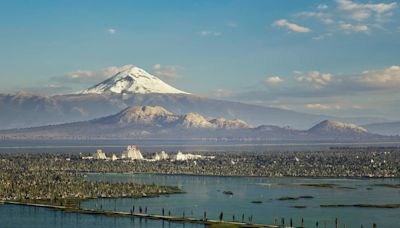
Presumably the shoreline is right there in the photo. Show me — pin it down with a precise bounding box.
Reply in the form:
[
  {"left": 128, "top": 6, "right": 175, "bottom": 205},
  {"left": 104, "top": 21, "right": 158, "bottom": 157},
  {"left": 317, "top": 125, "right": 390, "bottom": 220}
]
[
  {"left": 87, "top": 171, "right": 400, "bottom": 179},
  {"left": 0, "top": 187, "right": 184, "bottom": 209},
  {"left": 0, "top": 201, "right": 281, "bottom": 228},
  {"left": 1, "top": 140, "right": 400, "bottom": 150}
]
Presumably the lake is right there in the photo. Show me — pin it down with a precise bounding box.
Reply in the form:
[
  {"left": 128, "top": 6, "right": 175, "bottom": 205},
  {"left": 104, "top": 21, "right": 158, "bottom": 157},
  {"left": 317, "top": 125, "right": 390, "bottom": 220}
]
[{"left": 82, "top": 173, "right": 400, "bottom": 228}]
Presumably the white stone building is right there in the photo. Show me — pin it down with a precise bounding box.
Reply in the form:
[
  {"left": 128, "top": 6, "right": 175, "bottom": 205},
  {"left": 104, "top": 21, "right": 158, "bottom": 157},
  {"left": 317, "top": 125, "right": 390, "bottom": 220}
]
[
  {"left": 93, "top": 149, "right": 107, "bottom": 160},
  {"left": 173, "top": 151, "right": 202, "bottom": 161},
  {"left": 153, "top": 151, "right": 169, "bottom": 161},
  {"left": 121, "top": 145, "right": 144, "bottom": 160}
]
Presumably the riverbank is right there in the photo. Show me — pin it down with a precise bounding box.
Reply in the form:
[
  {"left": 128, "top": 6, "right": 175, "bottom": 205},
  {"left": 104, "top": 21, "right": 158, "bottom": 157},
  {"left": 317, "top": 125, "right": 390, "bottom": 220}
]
[{"left": 0, "top": 201, "right": 284, "bottom": 228}]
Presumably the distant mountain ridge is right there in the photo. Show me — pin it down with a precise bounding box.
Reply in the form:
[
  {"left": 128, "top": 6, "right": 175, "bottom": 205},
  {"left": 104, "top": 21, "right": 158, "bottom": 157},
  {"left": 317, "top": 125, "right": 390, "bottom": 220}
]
[
  {"left": 0, "top": 105, "right": 389, "bottom": 141},
  {"left": 363, "top": 121, "right": 400, "bottom": 136},
  {"left": 309, "top": 120, "right": 368, "bottom": 135},
  {"left": 93, "top": 106, "right": 252, "bottom": 129},
  {"left": 0, "top": 66, "right": 390, "bottom": 129}
]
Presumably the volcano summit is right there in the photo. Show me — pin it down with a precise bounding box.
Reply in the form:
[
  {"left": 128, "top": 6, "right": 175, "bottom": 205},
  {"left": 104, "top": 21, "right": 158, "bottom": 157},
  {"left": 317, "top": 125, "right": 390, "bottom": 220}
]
[{"left": 81, "top": 65, "right": 189, "bottom": 95}]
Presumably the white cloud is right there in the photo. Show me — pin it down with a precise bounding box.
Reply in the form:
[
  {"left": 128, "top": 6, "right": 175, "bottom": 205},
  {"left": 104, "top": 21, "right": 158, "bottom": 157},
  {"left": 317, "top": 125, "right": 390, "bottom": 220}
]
[
  {"left": 227, "top": 22, "right": 238, "bottom": 28},
  {"left": 358, "top": 65, "right": 400, "bottom": 87},
  {"left": 305, "top": 103, "right": 342, "bottom": 110},
  {"left": 296, "top": 71, "right": 333, "bottom": 88},
  {"left": 274, "top": 0, "right": 397, "bottom": 39},
  {"left": 230, "top": 66, "right": 400, "bottom": 118},
  {"left": 312, "top": 33, "right": 333, "bottom": 40},
  {"left": 273, "top": 19, "right": 311, "bottom": 33},
  {"left": 339, "top": 22, "right": 369, "bottom": 32},
  {"left": 152, "top": 64, "right": 181, "bottom": 82},
  {"left": 55, "top": 65, "right": 133, "bottom": 84},
  {"left": 55, "top": 64, "right": 184, "bottom": 85},
  {"left": 264, "top": 76, "right": 283, "bottom": 85},
  {"left": 336, "top": 0, "right": 397, "bottom": 21},
  {"left": 337, "top": 0, "right": 397, "bottom": 14},
  {"left": 349, "top": 10, "right": 371, "bottom": 20},
  {"left": 22, "top": 84, "right": 73, "bottom": 95},
  {"left": 305, "top": 103, "right": 365, "bottom": 111},
  {"left": 352, "top": 105, "right": 364, "bottom": 110},
  {"left": 213, "top": 88, "right": 234, "bottom": 98},
  {"left": 271, "top": 104, "right": 292, "bottom": 110},
  {"left": 296, "top": 65, "right": 400, "bottom": 92},
  {"left": 296, "top": 12, "right": 334, "bottom": 24},
  {"left": 317, "top": 4, "right": 329, "bottom": 10},
  {"left": 199, "top": 31, "right": 222, "bottom": 37},
  {"left": 107, "top": 28, "right": 116, "bottom": 34}
]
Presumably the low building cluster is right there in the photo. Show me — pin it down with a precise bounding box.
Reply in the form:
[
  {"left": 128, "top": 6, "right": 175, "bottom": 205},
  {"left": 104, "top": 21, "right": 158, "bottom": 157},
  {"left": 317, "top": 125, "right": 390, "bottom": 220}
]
[
  {"left": 83, "top": 145, "right": 215, "bottom": 162},
  {"left": 78, "top": 147, "right": 400, "bottom": 177},
  {"left": 174, "top": 151, "right": 215, "bottom": 161},
  {"left": 83, "top": 145, "right": 144, "bottom": 161}
]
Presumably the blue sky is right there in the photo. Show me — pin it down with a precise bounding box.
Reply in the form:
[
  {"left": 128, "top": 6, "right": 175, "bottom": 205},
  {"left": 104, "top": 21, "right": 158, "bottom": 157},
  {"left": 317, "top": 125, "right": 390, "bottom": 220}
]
[{"left": 0, "top": 0, "right": 399, "bottom": 119}]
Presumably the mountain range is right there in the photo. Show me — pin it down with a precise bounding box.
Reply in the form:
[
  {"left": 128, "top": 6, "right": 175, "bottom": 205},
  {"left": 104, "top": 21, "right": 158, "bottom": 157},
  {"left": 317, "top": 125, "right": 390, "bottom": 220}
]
[
  {"left": 0, "top": 65, "right": 392, "bottom": 131},
  {"left": 363, "top": 121, "right": 400, "bottom": 136},
  {"left": 0, "top": 105, "right": 391, "bottom": 141}
]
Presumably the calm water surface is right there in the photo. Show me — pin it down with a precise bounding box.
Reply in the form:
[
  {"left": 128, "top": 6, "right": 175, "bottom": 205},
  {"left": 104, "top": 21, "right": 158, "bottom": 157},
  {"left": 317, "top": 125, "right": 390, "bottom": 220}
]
[
  {"left": 0, "top": 204, "right": 202, "bottom": 228},
  {"left": 84, "top": 174, "right": 400, "bottom": 228}
]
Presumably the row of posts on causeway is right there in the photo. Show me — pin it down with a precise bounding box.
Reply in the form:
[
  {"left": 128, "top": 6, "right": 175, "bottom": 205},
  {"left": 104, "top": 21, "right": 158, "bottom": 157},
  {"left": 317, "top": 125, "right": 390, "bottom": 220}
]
[{"left": 93, "top": 203, "right": 379, "bottom": 228}]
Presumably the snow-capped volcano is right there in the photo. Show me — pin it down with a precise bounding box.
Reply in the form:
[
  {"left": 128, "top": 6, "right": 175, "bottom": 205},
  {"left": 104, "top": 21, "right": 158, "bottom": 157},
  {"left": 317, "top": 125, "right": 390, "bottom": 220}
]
[{"left": 81, "top": 65, "right": 189, "bottom": 95}]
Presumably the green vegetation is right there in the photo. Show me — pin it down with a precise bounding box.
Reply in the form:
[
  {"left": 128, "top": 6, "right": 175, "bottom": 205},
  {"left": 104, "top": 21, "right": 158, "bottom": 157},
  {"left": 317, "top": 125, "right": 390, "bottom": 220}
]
[
  {"left": 320, "top": 204, "right": 400, "bottom": 209},
  {"left": 299, "top": 183, "right": 356, "bottom": 189},
  {"left": 270, "top": 182, "right": 357, "bottom": 190},
  {"left": 0, "top": 147, "right": 396, "bottom": 178},
  {"left": 223, "top": 191, "right": 234, "bottom": 195},
  {"left": 209, "top": 224, "right": 240, "bottom": 228},
  {"left": 0, "top": 153, "right": 182, "bottom": 207},
  {"left": 372, "top": 184, "right": 400, "bottom": 189},
  {"left": 292, "top": 205, "right": 307, "bottom": 209},
  {"left": 300, "top": 183, "right": 337, "bottom": 188},
  {"left": 277, "top": 196, "right": 314, "bottom": 201},
  {"left": 250, "top": 200, "right": 263, "bottom": 204}
]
